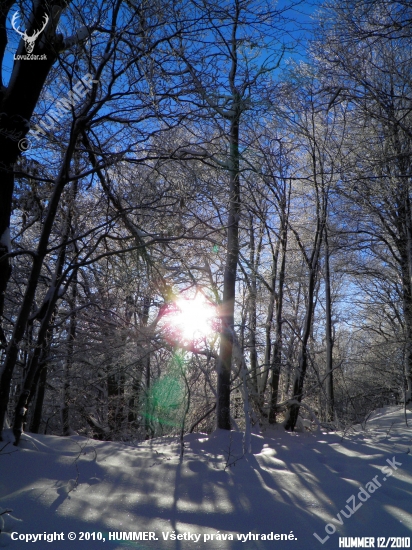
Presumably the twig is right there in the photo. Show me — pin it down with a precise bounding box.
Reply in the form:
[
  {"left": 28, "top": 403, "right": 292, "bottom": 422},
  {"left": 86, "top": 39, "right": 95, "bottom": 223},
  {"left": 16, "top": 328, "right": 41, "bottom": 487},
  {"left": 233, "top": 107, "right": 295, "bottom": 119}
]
[
  {"left": 0, "top": 441, "right": 18, "bottom": 456},
  {"left": 361, "top": 411, "right": 373, "bottom": 430},
  {"left": 189, "top": 403, "right": 216, "bottom": 433},
  {"left": 68, "top": 440, "right": 98, "bottom": 494},
  {"left": 223, "top": 433, "right": 244, "bottom": 471},
  {"left": 385, "top": 422, "right": 395, "bottom": 440}
]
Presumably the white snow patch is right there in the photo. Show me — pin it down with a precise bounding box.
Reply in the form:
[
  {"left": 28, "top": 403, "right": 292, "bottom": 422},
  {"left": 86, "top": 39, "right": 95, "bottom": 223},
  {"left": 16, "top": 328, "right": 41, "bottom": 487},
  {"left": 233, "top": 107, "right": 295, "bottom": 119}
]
[{"left": 0, "top": 407, "right": 411, "bottom": 549}]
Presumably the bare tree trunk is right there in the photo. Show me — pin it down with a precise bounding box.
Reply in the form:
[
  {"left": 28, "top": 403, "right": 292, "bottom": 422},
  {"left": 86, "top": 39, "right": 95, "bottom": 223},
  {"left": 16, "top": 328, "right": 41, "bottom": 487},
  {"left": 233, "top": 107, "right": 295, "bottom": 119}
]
[
  {"left": 324, "top": 227, "right": 334, "bottom": 421},
  {"left": 284, "top": 263, "right": 320, "bottom": 431},
  {"left": 61, "top": 272, "right": 77, "bottom": 436},
  {"left": 403, "top": 190, "right": 412, "bottom": 403},
  {"left": 248, "top": 215, "right": 258, "bottom": 396},
  {"left": 30, "top": 364, "right": 48, "bottom": 434},
  {"left": 0, "top": 0, "right": 61, "bottom": 331},
  {"left": 400, "top": 253, "right": 412, "bottom": 403},
  {"left": 285, "top": 182, "right": 326, "bottom": 430},
  {"left": 260, "top": 238, "right": 280, "bottom": 399},
  {"left": 0, "top": 130, "right": 80, "bottom": 440},
  {"left": 282, "top": 276, "right": 302, "bottom": 401},
  {"left": 269, "top": 215, "right": 288, "bottom": 423},
  {"left": 217, "top": 108, "right": 240, "bottom": 430},
  {"left": 144, "top": 352, "right": 153, "bottom": 440},
  {"left": 28, "top": 311, "right": 58, "bottom": 434},
  {"left": 12, "top": 234, "right": 68, "bottom": 444},
  {"left": 0, "top": 0, "right": 100, "bottom": 440}
]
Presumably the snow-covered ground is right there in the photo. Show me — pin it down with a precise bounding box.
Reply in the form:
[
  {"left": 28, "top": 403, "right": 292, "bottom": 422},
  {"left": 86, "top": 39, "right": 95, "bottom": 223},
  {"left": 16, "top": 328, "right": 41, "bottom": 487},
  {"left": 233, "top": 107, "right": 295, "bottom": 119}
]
[{"left": 1, "top": 407, "right": 411, "bottom": 549}]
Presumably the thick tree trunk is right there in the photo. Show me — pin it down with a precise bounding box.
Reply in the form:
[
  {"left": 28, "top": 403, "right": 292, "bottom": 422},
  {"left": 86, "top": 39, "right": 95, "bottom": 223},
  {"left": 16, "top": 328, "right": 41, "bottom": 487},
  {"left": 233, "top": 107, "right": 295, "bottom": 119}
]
[
  {"left": 0, "top": 169, "right": 13, "bottom": 348},
  {"left": 217, "top": 110, "right": 240, "bottom": 430},
  {"left": 0, "top": 1, "right": 59, "bottom": 325}
]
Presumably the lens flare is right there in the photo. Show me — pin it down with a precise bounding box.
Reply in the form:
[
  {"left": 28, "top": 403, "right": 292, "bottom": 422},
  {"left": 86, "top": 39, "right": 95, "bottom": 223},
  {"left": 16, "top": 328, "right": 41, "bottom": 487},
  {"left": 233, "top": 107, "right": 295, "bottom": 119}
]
[{"left": 160, "top": 293, "right": 218, "bottom": 347}]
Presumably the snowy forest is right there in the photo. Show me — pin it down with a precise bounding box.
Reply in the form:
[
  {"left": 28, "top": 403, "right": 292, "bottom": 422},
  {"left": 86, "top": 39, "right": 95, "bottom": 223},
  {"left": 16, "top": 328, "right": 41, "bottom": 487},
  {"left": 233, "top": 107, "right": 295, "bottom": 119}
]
[{"left": 0, "top": 0, "right": 412, "bottom": 447}]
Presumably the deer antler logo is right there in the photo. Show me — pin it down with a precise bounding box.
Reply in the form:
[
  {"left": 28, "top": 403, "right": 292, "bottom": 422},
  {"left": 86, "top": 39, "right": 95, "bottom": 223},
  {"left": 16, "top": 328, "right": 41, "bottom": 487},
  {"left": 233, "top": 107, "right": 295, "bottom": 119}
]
[{"left": 11, "top": 12, "right": 49, "bottom": 54}]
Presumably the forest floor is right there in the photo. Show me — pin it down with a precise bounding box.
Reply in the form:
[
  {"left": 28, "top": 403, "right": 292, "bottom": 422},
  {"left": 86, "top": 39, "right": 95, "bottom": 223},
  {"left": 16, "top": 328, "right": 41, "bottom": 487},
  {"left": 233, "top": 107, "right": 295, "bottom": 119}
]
[{"left": 0, "top": 406, "right": 411, "bottom": 549}]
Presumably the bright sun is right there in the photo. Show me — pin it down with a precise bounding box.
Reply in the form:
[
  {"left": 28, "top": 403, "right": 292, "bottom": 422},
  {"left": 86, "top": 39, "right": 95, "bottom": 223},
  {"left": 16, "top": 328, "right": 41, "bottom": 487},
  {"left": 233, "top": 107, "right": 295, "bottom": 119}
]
[{"left": 161, "top": 293, "right": 218, "bottom": 346}]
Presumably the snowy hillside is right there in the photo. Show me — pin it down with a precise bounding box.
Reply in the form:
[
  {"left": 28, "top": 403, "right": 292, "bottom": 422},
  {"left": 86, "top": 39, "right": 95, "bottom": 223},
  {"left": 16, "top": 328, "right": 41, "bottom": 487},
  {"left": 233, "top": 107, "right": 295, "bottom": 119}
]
[{"left": 1, "top": 407, "right": 411, "bottom": 549}]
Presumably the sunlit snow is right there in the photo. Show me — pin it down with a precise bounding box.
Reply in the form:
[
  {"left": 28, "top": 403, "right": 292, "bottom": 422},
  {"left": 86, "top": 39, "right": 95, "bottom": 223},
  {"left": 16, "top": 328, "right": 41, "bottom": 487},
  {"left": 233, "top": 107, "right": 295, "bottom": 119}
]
[{"left": 0, "top": 406, "right": 411, "bottom": 549}]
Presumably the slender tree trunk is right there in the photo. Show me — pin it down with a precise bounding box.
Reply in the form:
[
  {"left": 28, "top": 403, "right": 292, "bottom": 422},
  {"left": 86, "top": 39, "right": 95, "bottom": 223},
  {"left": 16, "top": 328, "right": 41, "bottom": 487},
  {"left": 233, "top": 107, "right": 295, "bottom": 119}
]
[
  {"left": 284, "top": 264, "right": 319, "bottom": 431},
  {"left": 403, "top": 190, "right": 412, "bottom": 403},
  {"left": 283, "top": 279, "right": 302, "bottom": 401},
  {"left": 400, "top": 253, "right": 412, "bottom": 403},
  {"left": 30, "top": 364, "right": 48, "bottom": 434},
  {"left": 248, "top": 215, "right": 258, "bottom": 396},
  {"left": 28, "top": 313, "right": 57, "bottom": 433},
  {"left": 324, "top": 228, "right": 334, "bottom": 421},
  {"left": 269, "top": 216, "right": 288, "bottom": 423},
  {"left": 260, "top": 238, "right": 280, "bottom": 399},
  {"left": 0, "top": 127, "right": 80, "bottom": 440},
  {"left": 285, "top": 208, "right": 325, "bottom": 431},
  {"left": 144, "top": 352, "right": 153, "bottom": 439},
  {"left": 13, "top": 296, "right": 61, "bottom": 444},
  {"left": 128, "top": 376, "right": 142, "bottom": 427},
  {"left": 12, "top": 237, "right": 67, "bottom": 444},
  {"left": 61, "top": 272, "right": 77, "bottom": 436},
  {"left": 136, "top": 296, "right": 153, "bottom": 440}
]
